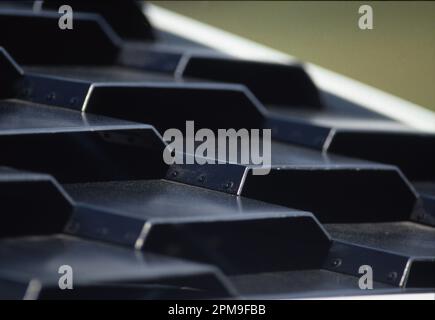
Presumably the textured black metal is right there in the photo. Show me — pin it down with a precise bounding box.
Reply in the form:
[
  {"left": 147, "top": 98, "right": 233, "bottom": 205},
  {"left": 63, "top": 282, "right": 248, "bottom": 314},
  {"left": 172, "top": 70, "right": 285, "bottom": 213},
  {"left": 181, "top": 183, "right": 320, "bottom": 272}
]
[
  {"left": 0, "top": 11, "right": 121, "bottom": 64},
  {"left": 42, "top": 0, "right": 155, "bottom": 40},
  {"left": 181, "top": 55, "right": 323, "bottom": 108},
  {"left": 0, "top": 125, "right": 166, "bottom": 183},
  {"left": 167, "top": 164, "right": 418, "bottom": 223},
  {"left": 0, "top": 235, "right": 236, "bottom": 299},
  {"left": 266, "top": 108, "right": 435, "bottom": 182},
  {"left": 0, "top": 3, "right": 434, "bottom": 299},
  {"left": 64, "top": 180, "right": 331, "bottom": 274},
  {"left": 0, "top": 168, "right": 72, "bottom": 238}
]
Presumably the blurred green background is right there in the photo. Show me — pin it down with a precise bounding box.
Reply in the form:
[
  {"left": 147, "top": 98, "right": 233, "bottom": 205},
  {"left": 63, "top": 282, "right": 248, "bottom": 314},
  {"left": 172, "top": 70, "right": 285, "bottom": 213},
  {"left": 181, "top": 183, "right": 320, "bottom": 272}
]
[{"left": 154, "top": 1, "right": 435, "bottom": 111}]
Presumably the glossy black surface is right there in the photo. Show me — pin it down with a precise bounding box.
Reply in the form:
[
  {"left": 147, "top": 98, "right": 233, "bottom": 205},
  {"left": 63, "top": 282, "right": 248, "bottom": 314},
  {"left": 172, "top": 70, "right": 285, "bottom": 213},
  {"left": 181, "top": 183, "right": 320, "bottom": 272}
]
[
  {"left": 65, "top": 180, "right": 331, "bottom": 274},
  {"left": 325, "top": 222, "right": 435, "bottom": 257},
  {"left": 0, "top": 2, "right": 434, "bottom": 299},
  {"left": 0, "top": 168, "right": 72, "bottom": 238},
  {"left": 0, "top": 234, "right": 235, "bottom": 299}
]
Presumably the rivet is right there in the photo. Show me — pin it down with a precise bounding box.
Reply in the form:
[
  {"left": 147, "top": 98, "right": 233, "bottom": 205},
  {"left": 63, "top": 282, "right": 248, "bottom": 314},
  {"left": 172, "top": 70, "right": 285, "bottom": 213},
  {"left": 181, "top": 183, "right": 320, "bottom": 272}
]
[
  {"left": 387, "top": 271, "right": 398, "bottom": 282},
  {"left": 331, "top": 258, "right": 342, "bottom": 268},
  {"left": 46, "top": 92, "right": 56, "bottom": 101},
  {"left": 21, "top": 87, "right": 31, "bottom": 97},
  {"left": 66, "top": 221, "right": 80, "bottom": 233},
  {"left": 99, "top": 227, "right": 109, "bottom": 235},
  {"left": 124, "top": 232, "right": 136, "bottom": 241},
  {"left": 69, "top": 97, "right": 78, "bottom": 106},
  {"left": 171, "top": 171, "right": 178, "bottom": 178},
  {"left": 197, "top": 175, "right": 206, "bottom": 183},
  {"left": 224, "top": 181, "right": 234, "bottom": 189}
]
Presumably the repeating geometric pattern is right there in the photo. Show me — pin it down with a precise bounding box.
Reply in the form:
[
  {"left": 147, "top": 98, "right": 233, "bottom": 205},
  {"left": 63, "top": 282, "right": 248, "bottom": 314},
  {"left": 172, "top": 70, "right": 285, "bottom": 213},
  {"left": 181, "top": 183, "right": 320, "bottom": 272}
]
[{"left": 0, "top": 1, "right": 434, "bottom": 299}]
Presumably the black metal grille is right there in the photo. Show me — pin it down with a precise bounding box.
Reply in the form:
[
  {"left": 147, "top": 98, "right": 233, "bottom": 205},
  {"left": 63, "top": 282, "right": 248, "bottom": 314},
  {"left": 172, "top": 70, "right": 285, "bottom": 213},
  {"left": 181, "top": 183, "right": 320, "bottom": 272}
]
[{"left": 0, "top": 1, "right": 433, "bottom": 299}]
